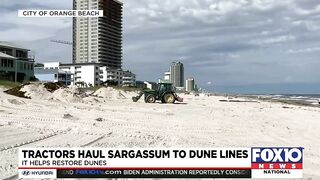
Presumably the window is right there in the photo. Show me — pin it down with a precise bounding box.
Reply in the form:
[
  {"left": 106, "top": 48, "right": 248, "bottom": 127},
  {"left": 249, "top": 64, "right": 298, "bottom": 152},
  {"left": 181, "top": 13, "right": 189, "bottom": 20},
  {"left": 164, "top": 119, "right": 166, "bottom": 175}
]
[{"left": 2, "top": 59, "right": 8, "bottom": 67}]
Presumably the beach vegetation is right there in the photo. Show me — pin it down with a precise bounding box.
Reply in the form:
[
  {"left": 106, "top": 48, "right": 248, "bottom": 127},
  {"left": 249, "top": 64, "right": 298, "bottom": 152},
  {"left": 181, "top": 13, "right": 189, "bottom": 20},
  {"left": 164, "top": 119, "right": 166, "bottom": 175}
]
[{"left": 0, "top": 80, "right": 21, "bottom": 88}]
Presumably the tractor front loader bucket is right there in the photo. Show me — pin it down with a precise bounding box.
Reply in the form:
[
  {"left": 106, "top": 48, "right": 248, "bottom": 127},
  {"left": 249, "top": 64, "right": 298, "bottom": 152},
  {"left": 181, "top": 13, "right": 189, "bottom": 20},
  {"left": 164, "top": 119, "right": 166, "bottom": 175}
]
[{"left": 132, "top": 91, "right": 144, "bottom": 102}]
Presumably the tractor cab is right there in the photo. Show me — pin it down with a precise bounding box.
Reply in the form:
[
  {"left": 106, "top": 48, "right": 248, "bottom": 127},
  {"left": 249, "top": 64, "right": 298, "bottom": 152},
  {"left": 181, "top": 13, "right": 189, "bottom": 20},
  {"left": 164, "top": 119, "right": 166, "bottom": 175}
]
[{"left": 158, "top": 82, "right": 174, "bottom": 94}]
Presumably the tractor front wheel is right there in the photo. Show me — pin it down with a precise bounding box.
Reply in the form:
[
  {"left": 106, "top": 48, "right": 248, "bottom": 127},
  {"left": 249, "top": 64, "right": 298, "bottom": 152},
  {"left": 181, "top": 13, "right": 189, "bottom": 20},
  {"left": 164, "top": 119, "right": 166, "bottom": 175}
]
[
  {"left": 146, "top": 94, "right": 156, "bottom": 103},
  {"left": 163, "top": 94, "right": 175, "bottom": 103}
]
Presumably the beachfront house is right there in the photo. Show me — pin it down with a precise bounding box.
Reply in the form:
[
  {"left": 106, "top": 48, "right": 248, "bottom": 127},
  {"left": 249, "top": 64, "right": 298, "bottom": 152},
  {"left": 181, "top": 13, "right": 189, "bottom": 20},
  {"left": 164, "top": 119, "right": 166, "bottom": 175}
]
[
  {"left": 35, "top": 62, "right": 136, "bottom": 87},
  {"left": 34, "top": 67, "right": 74, "bottom": 86},
  {"left": 0, "top": 41, "right": 35, "bottom": 82}
]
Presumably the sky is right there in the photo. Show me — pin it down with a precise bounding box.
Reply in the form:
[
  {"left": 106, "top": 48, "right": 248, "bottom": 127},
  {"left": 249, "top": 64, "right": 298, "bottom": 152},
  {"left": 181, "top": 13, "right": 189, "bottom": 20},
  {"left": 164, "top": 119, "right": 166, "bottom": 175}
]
[{"left": 0, "top": 0, "right": 320, "bottom": 94}]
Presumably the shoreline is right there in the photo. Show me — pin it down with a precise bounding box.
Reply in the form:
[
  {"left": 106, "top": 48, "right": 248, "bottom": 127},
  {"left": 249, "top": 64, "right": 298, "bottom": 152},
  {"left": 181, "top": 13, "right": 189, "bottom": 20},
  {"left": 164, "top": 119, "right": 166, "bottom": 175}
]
[
  {"left": 241, "top": 95, "right": 320, "bottom": 108},
  {"left": 210, "top": 93, "right": 320, "bottom": 108}
]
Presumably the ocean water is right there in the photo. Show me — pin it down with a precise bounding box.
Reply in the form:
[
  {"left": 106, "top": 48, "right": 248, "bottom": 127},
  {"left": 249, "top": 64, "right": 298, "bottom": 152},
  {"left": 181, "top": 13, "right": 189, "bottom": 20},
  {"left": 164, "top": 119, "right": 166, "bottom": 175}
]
[{"left": 255, "top": 94, "right": 320, "bottom": 106}]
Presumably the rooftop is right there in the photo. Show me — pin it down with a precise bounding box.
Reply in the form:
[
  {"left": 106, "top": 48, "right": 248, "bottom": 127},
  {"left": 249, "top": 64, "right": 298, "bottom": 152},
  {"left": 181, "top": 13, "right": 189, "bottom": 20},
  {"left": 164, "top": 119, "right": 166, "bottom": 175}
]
[
  {"left": 0, "top": 41, "right": 30, "bottom": 51},
  {"left": 171, "top": 61, "right": 183, "bottom": 65},
  {"left": 113, "top": 0, "right": 123, "bottom": 5},
  {"left": 61, "top": 62, "right": 123, "bottom": 71},
  {"left": 0, "top": 52, "right": 17, "bottom": 59},
  {"left": 61, "top": 62, "right": 104, "bottom": 67},
  {"left": 34, "top": 68, "right": 73, "bottom": 75}
]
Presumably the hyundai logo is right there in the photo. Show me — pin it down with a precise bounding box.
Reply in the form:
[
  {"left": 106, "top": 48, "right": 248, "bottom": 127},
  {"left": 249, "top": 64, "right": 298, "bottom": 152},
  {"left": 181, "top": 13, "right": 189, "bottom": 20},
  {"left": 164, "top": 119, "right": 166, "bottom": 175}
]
[{"left": 22, "top": 171, "right": 30, "bottom": 176}]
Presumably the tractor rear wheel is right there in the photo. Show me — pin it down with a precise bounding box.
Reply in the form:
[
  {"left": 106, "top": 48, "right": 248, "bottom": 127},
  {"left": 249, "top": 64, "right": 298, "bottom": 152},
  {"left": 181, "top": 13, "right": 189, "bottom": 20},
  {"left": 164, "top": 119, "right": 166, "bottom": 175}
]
[
  {"left": 163, "top": 94, "right": 175, "bottom": 103},
  {"left": 146, "top": 94, "right": 156, "bottom": 103}
]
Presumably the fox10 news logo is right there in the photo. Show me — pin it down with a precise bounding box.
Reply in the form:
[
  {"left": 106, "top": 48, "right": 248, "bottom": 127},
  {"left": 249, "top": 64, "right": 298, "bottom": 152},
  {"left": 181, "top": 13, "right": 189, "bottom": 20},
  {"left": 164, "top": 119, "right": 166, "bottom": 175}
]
[{"left": 251, "top": 147, "right": 303, "bottom": 179}]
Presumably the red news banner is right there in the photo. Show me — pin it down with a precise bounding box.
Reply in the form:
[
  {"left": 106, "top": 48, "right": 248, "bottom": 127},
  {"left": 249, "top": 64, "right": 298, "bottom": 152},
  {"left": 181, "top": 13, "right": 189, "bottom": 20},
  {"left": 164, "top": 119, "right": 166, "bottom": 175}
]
[{"left": 18, "top": 147, "right": 303, "bottom": 179}]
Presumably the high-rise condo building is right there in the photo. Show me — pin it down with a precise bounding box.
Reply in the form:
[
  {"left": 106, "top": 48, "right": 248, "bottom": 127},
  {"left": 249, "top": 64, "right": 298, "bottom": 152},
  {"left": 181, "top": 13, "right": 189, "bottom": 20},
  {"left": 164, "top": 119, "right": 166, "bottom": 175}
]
[
  {"left": 186, "top": 77, "right": 195, "bottom": 92},
  {"left": 73, "top": 0, "right": 123, "bottom": 69},
  {"left": 170, "top": 61, "right": 184, "bottom": 88}
]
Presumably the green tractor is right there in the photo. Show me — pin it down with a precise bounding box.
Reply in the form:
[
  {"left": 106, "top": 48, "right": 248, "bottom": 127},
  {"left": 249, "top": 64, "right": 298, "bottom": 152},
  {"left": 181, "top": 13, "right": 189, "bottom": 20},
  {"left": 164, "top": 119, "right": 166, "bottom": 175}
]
[{"left": 132, "top": 82, "right": 183, "bottom": 103}]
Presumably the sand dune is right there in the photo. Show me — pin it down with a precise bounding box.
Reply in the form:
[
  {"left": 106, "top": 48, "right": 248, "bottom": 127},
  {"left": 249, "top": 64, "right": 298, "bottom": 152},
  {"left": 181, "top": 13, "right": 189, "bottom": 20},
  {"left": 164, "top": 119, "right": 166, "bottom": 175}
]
[{"left": 0, "top": 85, "right": 319, "bottom": 179}]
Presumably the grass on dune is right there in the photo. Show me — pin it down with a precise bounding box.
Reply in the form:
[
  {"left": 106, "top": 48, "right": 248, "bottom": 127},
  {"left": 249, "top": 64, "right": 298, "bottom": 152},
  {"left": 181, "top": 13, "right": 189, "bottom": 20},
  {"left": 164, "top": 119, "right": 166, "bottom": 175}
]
[{"left": 0, "top": 80, "right": 21, "bottom": 88}]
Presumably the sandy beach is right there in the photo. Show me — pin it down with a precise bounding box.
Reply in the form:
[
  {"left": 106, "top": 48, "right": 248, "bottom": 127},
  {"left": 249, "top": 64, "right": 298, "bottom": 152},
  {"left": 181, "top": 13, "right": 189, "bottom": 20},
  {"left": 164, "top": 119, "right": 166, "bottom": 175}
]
[{"left": 0, "top": 84, "right": 319, "bottom": 179}]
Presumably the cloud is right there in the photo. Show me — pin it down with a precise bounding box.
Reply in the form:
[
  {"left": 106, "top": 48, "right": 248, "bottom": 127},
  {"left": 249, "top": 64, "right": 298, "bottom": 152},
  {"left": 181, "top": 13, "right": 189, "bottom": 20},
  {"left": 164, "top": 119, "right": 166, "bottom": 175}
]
[
  {"left": 0, "top": 0, "right": 72, "bottom": 41},
  {"left": 254, "top": 35, "right": 296, "bottom": 45},
  {"left": 122, "top": 0, "right": 320, "bottom": 87},
  {"left": 287, "top": 47, "right": 320, "bottom": 54},
  {"left": 0, "top": 0, "right": 71, "bottom": 10}
]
